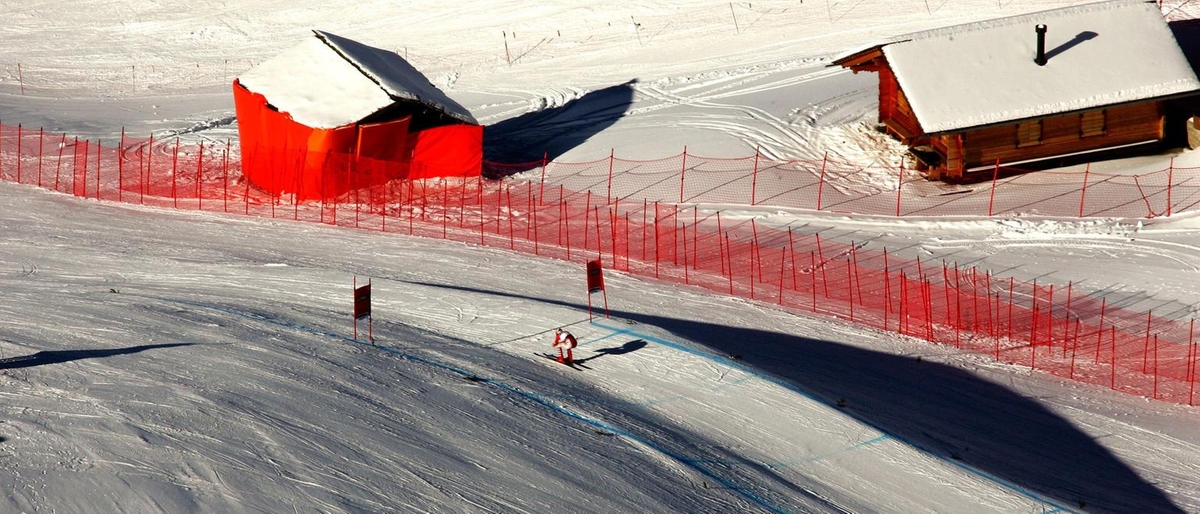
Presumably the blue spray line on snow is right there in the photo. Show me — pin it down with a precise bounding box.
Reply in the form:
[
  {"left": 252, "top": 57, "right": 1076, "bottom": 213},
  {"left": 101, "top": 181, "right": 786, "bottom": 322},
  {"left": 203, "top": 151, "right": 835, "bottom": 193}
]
[
  {"left": 150, "top": 297, "right": 792, "bottom": 514},
  {"left": 588, "top": 320, "right": 1082, "bottom": 514}
]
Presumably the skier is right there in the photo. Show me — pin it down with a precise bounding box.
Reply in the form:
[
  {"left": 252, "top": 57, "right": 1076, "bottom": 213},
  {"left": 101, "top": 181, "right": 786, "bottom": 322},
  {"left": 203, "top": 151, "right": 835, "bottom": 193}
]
[{"left": 552, "top": 327, "right": 578, "bottom": 364}]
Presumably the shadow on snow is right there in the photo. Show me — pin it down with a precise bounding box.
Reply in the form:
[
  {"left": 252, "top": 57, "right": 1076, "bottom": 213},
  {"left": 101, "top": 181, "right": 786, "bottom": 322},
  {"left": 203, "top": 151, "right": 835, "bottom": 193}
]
[
  {"left": 483, "top": 80, "right": 638, "bottom": 168},
  {"left": 0, "top": 343, "right": 195, "bottom": 370},
  {"left": 405, "top": 279, "right": 1184, "bottom": 514},
  {"left": 576, "top": 339, "right": 647, "bottom": 364}
]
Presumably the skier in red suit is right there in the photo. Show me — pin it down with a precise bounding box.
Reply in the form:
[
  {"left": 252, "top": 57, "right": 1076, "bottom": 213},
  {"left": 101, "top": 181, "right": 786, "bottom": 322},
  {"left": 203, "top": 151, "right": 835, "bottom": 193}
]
[{"left": 552, "top": 328, "right": 578, "bottom": 364}]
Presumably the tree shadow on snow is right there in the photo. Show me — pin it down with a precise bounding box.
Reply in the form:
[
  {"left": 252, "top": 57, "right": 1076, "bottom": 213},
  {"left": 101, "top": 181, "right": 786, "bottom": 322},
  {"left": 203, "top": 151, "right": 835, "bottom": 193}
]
[
  {"left": 483, "top": 80, "right": 638, "bottom": 169},
  {"left": 0, "top": 343, "right": 195, "bottom": 370},
  {"left": 404, "top": 280, "right": 1184, "bottom": 513}
]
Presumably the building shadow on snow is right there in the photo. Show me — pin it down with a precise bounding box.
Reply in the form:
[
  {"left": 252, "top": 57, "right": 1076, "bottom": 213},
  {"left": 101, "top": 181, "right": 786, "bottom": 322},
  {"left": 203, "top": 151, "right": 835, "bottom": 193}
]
[
  {"left": 0, "top": 343, "right": 195, "bottom": 370},
  {"left": 483, "top": 80, "right": 637, "bottom": 172},
  {"left": 404, "top": 279, "right": 1184, "bottom": 514},
  {"left": 1170, "top": 18, "right": 1200, "bottom": 79}
]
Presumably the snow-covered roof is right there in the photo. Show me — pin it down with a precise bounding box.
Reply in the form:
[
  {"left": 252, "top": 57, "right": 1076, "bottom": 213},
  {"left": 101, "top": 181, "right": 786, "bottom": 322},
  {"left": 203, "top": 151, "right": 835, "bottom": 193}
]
[
  {"left": 881, "top": 0, "right": 1200, "bottom": 134},
  {"left": 237, "top": 30, "right": 476, "bottom": 129}
]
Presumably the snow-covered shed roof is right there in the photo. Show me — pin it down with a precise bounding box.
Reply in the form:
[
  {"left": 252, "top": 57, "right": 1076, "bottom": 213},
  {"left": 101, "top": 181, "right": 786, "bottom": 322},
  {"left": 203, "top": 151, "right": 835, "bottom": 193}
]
[
  {"left": 237, "top": 30, "right": 476, "bottom": 129},
  {"left": 880, "top": 0, "right": 1200, "bottom": 134}
]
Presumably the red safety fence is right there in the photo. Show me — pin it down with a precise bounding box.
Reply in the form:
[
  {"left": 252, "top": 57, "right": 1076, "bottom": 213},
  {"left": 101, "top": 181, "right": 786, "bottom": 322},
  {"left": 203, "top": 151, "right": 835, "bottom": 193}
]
[
  {"left": 0, "top": 121, "right": 1196, "bottom": 405},
  {"left": 485, "top": 150, "right": 1200, "bottom": 219}
]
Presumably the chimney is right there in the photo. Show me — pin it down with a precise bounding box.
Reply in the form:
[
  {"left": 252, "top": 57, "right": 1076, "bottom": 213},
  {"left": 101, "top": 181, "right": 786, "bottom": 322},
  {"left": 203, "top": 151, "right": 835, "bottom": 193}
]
[{"left": 1035, "top": 24, "right": 1048, "bottom": 66}]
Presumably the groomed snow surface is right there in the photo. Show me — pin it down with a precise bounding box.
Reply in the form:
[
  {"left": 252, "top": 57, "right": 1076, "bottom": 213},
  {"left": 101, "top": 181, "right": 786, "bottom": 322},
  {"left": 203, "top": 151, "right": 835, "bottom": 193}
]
[{"left": 2, "top": 1, "right": 1200, "bottom": 513}]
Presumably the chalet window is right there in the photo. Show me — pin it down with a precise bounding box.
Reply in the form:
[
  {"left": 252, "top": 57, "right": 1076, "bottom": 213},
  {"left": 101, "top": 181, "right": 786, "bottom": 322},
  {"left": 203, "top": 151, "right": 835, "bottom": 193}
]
[
  {"left": 1016, "top": 120, "right": 1043, "bottom": 147},
  {"left": 1081, "top": 110, "right": 1106, "bottom": 137}
]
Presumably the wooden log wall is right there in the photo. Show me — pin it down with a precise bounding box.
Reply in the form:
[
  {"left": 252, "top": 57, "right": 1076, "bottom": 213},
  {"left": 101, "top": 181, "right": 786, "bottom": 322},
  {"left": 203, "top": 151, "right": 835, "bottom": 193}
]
[{"left": 959, "top": 101, "right": 1165, "bottom": 169}]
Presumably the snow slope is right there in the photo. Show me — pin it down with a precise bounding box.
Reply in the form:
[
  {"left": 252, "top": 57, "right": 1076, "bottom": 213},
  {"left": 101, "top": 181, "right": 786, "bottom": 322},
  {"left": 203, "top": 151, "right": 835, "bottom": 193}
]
[{"left": 2, "top": 1, "right": 1200, "bottom": 513}]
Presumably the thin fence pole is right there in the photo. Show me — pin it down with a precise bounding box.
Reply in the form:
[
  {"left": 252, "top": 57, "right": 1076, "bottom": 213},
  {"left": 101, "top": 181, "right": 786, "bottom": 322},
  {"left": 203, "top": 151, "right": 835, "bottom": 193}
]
[
  {"left": 673, "top": 204, "right": 680, "bottom": 266},
  {"left": 810, "top": 251, "right": 817, "bottom": 313},
  {"left": 642, "top": 198, "right": 648, "bottom": 262},
  {"left": 594, "top": 205, "right": 602, "bottom": 261},
  {"left": 539, "top": 152, "right": 548, "bottom": 205},
  {"left": 679, "top": 146, "right": 687, "bottom": 203},
  {"left": 653, "top": 201, "right": 659, "bottom": 278},
  {"left": 1189, "top": 319, "right": 1196, "bottom": 406},
  {"left": 988, "top": 159, "right": 999, "bottom": 216},
  {"left": 985, "top": 271, "right": 994, "bottom": 340},
  {"left": 954, "top": 265, "right": 964, "bottom": 348},
  {"left": 1153, "top": 334, "right": 1159, "bottom": 399},
  {"left": 533, "top": 184, "right": 541, "bottom": 255},
  {"left": 816, "top": 152, "right": 828, "bottom": 211},
  {"left": 971, "top": 266, "right": 980, "bottom": 335},
  {"left": 196, "top": 141, "right": 205, "bottom": 211},
  {"left": 846, "top": 257, "right": 854, "bottom": 320},
  {"left": 852, "top": 244, "right": 863, "bottom": 306},
  {"left": 95, "top": 137, "right": 101, "bottom": 200},
  {"left": 1110, "top": 326, "right": 1117, "bottom": 391},
  {"left": 1007, "top": 276, "right": 1014, "bottom": 343},
  {"left": 1095, "top": 297, "right": 1107, "bottom": 361},
  {"left": 941, "top": 261, "right": 951, "bottom": 327},
  {"left": 1062, "top": 281, "right": 1073, "bottom": 356},
  {"left": 1030, "top": 279, "right": 1040, "bottom": 367},
  {"left": 750, "top": 146, "right": 760, "bottom": 205},
  {"left": 74, "top": 136, "right": 86, "bottom": 196},
  {"left": 1143, "top": 310, "right": 1153, "bottom": 374},
  {"left": 993, "top": 291, "right": 1001, "bottom": 359},
  {"left": 55, "top": 133, "right": 65, "bottom": 191},
  {"left": 727, "top": 235, "right": 735, "bottom": 295},
  {"left": 583, "top": 191, "right": 592, "bottom": 251},
  {"left": 691, "top": 207, "right": 698, "bottom": 269},
  {"left": 1079, "top": 163, "right": 1090, "bottom": 217},
  {"left": 900, "top": 271, "right": 908, "bottom": 335},
  {"left": 788, "top": 228, "right": 798, "bottom": 290},
  {"left": 1167, "top": 157, "right": 1174, "bottom": 217},
  {"left": 459, "top": 178, "right": 469, "bottom": 228},
  {"left": 682, "top": 221, "right": 690, "bottom": 285},
  {"left": 750, "top": 220, "right": 758, "bottom": 300},
  {"left": 884, "top": 249, "right": 892, "bottom": 330},
  {"left": 606, "top": 149, "right": 614, "bottom": 202},
  {"left": 1070, "top": 319, "right": 1080, "bottom": 379},
  {"left": 717, "top": 211, "right": 726, "bottom": 275},
  {"left": 81, "top": 139, "right": 89, "bottom": 198},
  {"left": 895, "top": 161, "right": 903, "bottom": 217},
  {"left": 508, "top": 189, "right": 516, "bottom": 250}
]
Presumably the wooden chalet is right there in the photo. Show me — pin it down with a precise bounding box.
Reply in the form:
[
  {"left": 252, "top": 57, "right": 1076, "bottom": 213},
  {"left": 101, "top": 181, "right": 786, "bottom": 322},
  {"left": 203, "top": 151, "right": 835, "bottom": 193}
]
[{"left": 835, "top": 0, "right": 1200, "bottom": 180}]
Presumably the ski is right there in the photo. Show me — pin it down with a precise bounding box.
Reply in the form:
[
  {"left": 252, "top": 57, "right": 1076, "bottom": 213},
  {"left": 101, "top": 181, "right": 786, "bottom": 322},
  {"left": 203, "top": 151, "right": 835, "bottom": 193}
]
[{"left": 536, "top": 353, "right": 586, "bottom": 370}]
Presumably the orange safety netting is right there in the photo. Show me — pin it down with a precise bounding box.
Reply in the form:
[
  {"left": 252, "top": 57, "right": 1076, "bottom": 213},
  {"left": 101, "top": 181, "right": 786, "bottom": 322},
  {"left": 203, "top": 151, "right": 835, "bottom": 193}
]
[{"left": 0, "top": 121, "right": 1197, "bottom": 406}]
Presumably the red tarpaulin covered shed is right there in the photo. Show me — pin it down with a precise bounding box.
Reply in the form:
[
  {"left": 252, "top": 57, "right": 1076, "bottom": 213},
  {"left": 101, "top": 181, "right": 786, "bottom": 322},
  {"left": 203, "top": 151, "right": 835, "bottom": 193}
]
[{"left": 234, "top": 30, "right": 481, "bottom": 200}]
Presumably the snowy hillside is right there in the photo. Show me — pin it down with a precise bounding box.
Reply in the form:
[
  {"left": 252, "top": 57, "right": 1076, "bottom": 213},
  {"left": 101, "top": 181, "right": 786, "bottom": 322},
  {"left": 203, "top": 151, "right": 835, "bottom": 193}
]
[{"left": 2, "top": 1, "right": 1200, "bottom": 513}]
